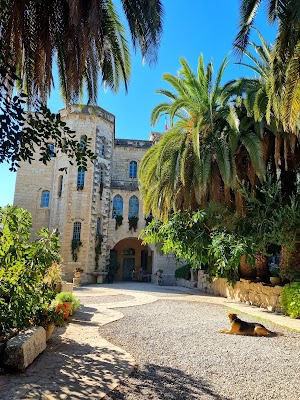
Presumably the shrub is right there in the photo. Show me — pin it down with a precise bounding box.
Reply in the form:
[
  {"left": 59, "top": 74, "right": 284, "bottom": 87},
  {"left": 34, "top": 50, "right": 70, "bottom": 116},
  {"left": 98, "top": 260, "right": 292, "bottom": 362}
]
[
  {"left": 0, "top": 206, "right": 62, "bottom": 331},
  {"left": 281, "top": 283, "right": 300, "bottom": 318},
  {"left": 175, "top": 264, "right": 191, "bottom": 280}
]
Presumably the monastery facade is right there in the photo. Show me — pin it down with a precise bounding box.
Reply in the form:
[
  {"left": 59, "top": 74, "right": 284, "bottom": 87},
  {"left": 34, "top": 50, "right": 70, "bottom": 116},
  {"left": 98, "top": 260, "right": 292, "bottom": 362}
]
[{"left": 13, "top": 105, "right": 177, "bottom": 284}]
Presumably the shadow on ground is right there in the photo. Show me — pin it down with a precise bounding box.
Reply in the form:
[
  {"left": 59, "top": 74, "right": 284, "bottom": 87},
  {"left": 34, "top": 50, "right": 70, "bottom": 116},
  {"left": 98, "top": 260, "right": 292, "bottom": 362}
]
[
  {"left": 104, "top": 363, "right": 228, "bottom": 400},
  {"left": 1, "top": 305, "right": 133, "bottom": 400}
]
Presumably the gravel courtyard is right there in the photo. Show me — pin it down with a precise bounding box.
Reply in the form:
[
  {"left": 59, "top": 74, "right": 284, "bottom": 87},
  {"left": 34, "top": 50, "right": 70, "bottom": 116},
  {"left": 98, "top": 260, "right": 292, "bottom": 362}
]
[{"left": 94, "top": 290, "right": 300, "bottom": 400}]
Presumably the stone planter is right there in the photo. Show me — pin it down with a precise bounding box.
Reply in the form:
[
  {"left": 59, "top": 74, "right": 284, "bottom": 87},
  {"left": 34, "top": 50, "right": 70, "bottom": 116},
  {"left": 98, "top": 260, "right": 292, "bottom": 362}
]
[
  {"left": 270, "top": 276, "right": 281, "bottom": 286},
  {"left": 45, "top": 323, "right": 55, "bottom": 341},
  {"left": 73, "top": 277, "right": 81, "bottom": 287}
]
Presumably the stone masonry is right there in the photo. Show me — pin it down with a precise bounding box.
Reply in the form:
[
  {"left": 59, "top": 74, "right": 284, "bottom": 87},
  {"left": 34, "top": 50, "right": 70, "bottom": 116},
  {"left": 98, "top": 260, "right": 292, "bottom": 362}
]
[{"left": 14, "top": 105, "right": 174, "bottom": 284}]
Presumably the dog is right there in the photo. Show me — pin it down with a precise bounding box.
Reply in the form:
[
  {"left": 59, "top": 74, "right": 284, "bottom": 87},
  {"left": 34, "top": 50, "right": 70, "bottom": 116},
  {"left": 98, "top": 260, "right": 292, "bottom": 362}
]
[{"left": 218, "top": 313, "right": 280, "bottom": 336}]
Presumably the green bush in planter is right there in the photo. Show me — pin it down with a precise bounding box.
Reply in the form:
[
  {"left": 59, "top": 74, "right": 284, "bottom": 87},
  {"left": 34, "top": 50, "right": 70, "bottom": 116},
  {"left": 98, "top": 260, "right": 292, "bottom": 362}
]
[
  {"left": 175, "top": 264, "right": 191, "bottom": 280},
  {"left": 281, "top": 283, "right": 300, "bottom": 318},
  {"left": 56, "top": 292, "right": 80, "bottom": 314}
]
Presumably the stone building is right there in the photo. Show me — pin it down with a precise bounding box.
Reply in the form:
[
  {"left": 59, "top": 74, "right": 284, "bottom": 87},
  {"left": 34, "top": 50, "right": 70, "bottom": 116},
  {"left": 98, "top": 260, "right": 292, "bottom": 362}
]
[{"left": 13, "top": 105, "right": 177, "bottom": 284}]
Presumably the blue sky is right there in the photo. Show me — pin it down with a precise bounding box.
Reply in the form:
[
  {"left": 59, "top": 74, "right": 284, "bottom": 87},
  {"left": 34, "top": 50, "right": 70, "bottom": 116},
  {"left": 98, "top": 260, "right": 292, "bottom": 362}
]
[{"left": 0, "top": 0, "right": 276, "bottom": 207}]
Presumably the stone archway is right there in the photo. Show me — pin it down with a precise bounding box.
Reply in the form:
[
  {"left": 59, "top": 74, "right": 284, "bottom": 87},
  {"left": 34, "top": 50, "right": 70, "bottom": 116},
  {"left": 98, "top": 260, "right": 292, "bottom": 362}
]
[{"left": 112, "top": 238, "right": 152, "bottom": 281}]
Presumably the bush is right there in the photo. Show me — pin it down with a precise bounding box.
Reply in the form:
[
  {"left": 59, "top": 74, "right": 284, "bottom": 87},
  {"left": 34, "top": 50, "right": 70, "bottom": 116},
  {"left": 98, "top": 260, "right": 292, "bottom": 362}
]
[
  {"left": 0, "top": 206, "right": 62, "bottom": 331},
  {"left": 281, "top": 283, "right": 300, "bottom": 318},
  {"left": 175, "top": 264, "right": 191, "bottom": 280}
]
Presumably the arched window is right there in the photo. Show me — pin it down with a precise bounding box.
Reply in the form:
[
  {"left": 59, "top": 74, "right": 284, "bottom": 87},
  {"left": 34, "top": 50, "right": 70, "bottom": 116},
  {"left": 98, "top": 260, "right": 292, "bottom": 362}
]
[
  {"left": 58, "top": 175, "right": 63, "bottom": 197},
  {"left": 47, "top": 143, "right": 55, "bottom": 158},
  {"left": 101, "top": 142, "right": 105, "bottom": 156},
  {"left": 80, "top": 135, "right": 87, "bottom": 150},
  {"left": 128, "top": 195, "right": 139, "bottom": 217},
  {"left": 129, "top": 161, "right": 137, "bottom": 178},
  {"left": 77, "top": 168, "right": 85, "bottom": 189},
  {"left": 40, "top": 190, "right": 50, "bottom": 207},
  {"left": 96, "top": 217, "right": 101, "bottom": 237},
  {"left": 73, "top": 222, "right": 81, "bottom": 241},
  {"left": 112, "top": 194, "right": 123, "bottom": 218},
  {"left": 100, "top": 167, "right": 104, "bottom": 185}
]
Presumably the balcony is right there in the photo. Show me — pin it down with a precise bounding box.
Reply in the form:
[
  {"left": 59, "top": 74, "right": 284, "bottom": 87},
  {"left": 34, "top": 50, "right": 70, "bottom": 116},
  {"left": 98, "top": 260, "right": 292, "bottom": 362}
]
[{"left": 110, "top": 179, "right": 139, "bottom": 191}]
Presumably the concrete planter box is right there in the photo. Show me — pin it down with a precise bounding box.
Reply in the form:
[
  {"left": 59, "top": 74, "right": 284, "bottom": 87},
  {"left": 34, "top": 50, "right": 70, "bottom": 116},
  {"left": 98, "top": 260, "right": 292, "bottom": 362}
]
[{"left": 61, "top": 282, "right": 73, "bottom": 293}]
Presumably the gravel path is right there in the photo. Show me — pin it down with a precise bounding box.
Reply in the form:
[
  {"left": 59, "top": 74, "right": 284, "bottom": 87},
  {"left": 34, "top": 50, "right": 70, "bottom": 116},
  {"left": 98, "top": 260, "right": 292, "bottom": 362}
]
[{"left": 99, "top": 297, "right": 300, "bottom": 400}]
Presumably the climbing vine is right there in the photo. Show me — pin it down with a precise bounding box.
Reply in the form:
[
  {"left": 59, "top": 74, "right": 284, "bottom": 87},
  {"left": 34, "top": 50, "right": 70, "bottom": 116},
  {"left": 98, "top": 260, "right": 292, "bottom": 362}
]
[
  {"left": 95, "top": 234, "right": 103, "bottom": 269},
  {"left": 71, "top": 239, "right": 82, "bottom": 262}
]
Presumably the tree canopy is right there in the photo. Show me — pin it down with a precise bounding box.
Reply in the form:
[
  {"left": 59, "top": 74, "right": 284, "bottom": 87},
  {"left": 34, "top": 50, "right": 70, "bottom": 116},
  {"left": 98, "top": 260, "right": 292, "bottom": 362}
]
[{"left": 0, "top": 0, "right": 164, "bottom": 170}]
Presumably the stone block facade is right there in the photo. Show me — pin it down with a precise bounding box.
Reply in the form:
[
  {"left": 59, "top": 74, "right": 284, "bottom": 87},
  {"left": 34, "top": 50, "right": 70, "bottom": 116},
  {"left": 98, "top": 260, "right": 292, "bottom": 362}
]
[{"left": 14, "top": 105, "right": 176, "bottom": 284}]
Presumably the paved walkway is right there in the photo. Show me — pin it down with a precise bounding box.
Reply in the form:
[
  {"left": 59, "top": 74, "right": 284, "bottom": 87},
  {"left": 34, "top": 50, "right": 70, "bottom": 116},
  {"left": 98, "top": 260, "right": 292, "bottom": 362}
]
[{"left": 1, "top": 283, "right": 300, "bottom": 399}]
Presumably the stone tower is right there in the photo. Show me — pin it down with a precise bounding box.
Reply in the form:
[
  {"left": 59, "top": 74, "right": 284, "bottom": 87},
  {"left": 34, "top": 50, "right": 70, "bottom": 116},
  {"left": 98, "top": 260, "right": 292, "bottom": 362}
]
[{"left": 14, "top": 105, "right": 178, "bottom": 285}]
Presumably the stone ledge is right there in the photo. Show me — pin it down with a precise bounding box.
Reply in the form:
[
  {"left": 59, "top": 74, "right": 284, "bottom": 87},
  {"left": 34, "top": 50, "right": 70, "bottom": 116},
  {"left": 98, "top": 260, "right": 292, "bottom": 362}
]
[{"left": 4, "top": 327, "right": 46, "bottom": 371}]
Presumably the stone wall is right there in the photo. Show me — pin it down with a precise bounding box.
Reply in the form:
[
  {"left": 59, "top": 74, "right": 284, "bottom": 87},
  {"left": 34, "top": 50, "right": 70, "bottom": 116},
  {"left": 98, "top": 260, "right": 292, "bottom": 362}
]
[{"left": 178, "top": 271, "right": 283, "bottom": 312}]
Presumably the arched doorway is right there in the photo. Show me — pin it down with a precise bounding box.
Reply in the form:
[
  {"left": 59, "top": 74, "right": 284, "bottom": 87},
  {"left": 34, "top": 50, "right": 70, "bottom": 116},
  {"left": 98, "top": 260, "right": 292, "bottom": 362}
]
[{"left": 112, "top": 238, "right": 152, "bottom": 281}]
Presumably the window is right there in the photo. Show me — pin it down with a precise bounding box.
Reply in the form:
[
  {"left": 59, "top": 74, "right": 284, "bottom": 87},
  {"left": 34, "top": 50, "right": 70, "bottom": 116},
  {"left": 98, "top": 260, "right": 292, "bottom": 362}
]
[
  {"left": 129, "top": 161, "right": 137, "bottom": 178},
  {"left": 40, "top": 190, "right": 50, "bottom": 207},
  {"left": 58, "top": 175, "right": 63, "bottom": 197},
  {"left": 48, "top": 144, "right": 55, "bottom": 158},
  {"left": 100, "top": 167, "right": 104, "bottom": 185},
  {"left": 73, "top": 222, "right": 81, "bottom": 241},
  {"left": 101, "top": 143, "right": 105, "bottom": 156},
  {"left": 96, "top": 217, "right": 101, "bottom": 237},
  {"left": 123, "top": 248, "right": 135, "bottom": 256},
  {"left": 77, "top": 168, "right": 85, "bottom": 189},
  {"left": 80, "top": 135, "right": 87, "bottom": 150},
  {"left": 112, "top": 194, "right": 123, "bottom": 218},
  {"left": 128, "top": 195, "right": 139, "bottom": 217}
]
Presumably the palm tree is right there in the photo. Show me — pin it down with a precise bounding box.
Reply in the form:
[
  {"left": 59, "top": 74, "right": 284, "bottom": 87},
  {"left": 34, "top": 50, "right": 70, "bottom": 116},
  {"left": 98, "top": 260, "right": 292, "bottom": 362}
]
[
  {"left": 235, "top": 30, "right": 300, "bottom": 195},
  {"left": 0, "top": 0, "right": 163, "bottom": 104},
  {"left": 234, "top": 0, "right": 300, "bottom": 131},
  {"left": 139, "top": 55, "right": 265, "bottom": 218}
]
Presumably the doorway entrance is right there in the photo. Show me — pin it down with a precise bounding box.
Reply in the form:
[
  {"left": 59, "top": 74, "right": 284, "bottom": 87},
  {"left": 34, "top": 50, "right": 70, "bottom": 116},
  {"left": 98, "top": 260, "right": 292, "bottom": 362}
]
[{"left": 112, "top": 237, "right": 152, "bottom": 281}]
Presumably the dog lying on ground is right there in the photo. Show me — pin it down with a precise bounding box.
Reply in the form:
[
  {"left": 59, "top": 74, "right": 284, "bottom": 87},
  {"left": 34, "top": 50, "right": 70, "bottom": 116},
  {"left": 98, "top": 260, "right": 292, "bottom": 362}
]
[{"left": 218, "top": 313, "right": 282, "bottom": 336}]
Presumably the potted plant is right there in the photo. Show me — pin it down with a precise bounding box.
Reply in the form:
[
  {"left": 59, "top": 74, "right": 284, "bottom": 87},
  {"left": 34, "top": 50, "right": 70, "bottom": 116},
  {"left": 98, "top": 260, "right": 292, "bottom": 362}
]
[
  {"left": 34, "top": 305, "right": 64, "bottom": 341},
  {"left": 73, "top": 267, "right": 83, "bottom": 278},
  {"left": 55, "top": 292, "right": 80, "bottom": 319},
  {"left": 128, "top": 216, "right": 139, "bottom": 231},
  {"left": 145, "top": 213, "right": 153, "bottom": 226},
  {"left": 269, "top": 263, "right": 281, "bottom": 286},
  {"left": 155, "top": 269, "right": 163, "bottom": 276},
  {"left": 115, "top": 215, "right": 123, "bottom": 230}
]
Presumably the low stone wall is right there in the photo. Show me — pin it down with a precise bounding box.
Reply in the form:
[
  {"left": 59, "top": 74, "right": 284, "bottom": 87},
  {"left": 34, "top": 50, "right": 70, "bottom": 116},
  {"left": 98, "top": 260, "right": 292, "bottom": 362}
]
[{"left": 196, "top": 271, "right": 283, "bottom": 312}]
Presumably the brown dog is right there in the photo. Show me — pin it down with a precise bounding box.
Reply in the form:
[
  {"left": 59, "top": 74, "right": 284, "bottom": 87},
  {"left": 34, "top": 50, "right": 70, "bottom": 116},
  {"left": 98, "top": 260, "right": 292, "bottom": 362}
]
[{"left": 218, "top": 313, "right": 274, "bottom": 336}]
